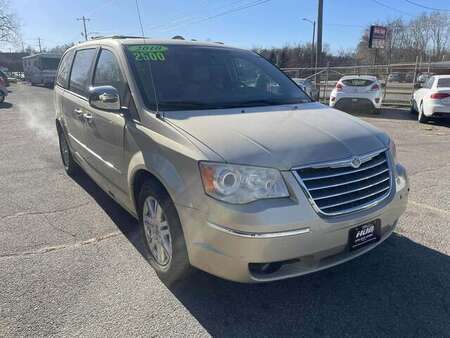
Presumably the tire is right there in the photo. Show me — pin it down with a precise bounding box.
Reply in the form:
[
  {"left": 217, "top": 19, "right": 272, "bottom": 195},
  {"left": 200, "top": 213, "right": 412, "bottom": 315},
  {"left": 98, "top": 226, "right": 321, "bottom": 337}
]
[
  {"left": 418, "top": 102, "right": 429, "bottom": 124},
  {"left": 58, "top": 127, "right": 81, "bottom": 176},
  {"left": 138, "top": 179, "right": 192, "bottom": 286},
  {"left": 410, "top": 100, "right": 418, "bottom": 114}
]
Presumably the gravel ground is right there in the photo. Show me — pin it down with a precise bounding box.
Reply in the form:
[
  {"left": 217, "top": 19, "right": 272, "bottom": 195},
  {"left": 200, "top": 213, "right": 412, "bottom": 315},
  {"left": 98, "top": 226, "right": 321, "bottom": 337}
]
[{"left": 0, "top": 83, "right": 449, "bottom": 337}]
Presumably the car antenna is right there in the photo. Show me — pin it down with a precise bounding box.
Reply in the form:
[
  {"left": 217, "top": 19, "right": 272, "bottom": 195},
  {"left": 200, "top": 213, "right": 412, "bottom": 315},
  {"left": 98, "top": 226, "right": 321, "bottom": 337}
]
[{"left": 135, "top": 0, "right": 163, "bottom": 119}]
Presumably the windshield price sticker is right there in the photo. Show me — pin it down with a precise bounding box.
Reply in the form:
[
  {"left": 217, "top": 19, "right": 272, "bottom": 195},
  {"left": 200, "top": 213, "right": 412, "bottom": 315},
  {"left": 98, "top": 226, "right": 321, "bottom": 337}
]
[{"left": 129, "top": 45, "right": 168, "bottom": 61}]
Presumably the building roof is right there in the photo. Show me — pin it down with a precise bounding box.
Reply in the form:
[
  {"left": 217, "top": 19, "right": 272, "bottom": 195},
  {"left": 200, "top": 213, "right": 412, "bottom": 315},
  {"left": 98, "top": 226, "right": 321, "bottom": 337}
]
[{"left": 22, "top": 53, "right": 62, "bottom": 59}]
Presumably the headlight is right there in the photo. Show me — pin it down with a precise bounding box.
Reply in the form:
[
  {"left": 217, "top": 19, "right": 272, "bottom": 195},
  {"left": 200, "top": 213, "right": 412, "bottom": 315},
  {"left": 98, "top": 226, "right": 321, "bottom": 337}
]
[
  {"left": 389, "top": 139, "right": 397, "bottom": 162},
  {"left": 199, "top": 162, "right": 289, "bottom": 204}
]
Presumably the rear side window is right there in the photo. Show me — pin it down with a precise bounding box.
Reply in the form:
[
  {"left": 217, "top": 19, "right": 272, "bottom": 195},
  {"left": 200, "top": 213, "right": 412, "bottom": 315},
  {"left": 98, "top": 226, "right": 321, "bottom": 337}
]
[
  {"left": 437, "top": 78, "right": 450, "bottom": 88},
  {"left": 69, "top": 48, "right": 97, "bottom": 96},
  {"left": 424, "top": 76, "right": 435, "bottom": 89},
  {"left": 93, "top": 49, "right": 126, "bottom": 99},
  {"left": 56, "top": 50, "right": 74, "bottom": 88},
  {"left": 342, "top": 79, "right": 374, "bottom": 87}
]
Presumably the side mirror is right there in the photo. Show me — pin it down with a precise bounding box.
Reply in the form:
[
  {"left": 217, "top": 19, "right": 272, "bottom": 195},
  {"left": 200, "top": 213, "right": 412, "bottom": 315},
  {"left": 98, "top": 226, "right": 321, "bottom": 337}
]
[
  {"left": 89, "top": 86, "right": 120, "bottom": 111},
  {"left": 414, "top": 83, "right": 422, "bottom": 89}
]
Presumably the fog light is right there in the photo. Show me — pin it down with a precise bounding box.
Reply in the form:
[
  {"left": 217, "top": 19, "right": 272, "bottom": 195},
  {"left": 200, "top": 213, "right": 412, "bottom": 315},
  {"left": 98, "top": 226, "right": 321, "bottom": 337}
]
[
  {"left": 375, "top": 98, "right": 380, "bottom": 103},
  {"left": 331, "top": 96, "right": 336, "bottom": 102}
]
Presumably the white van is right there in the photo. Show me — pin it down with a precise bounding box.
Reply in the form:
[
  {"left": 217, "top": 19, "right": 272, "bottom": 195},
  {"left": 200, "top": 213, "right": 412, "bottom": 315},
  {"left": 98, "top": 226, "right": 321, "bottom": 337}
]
[{"left": 22, "top": 53, "right": 61, "bottom": 87}]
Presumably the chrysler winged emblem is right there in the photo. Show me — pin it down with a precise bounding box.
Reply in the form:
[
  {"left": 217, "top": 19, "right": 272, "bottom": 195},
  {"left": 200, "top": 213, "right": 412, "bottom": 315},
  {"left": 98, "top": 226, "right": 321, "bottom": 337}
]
[{"left": 351, "top": 157, "right": 362, "bottom": 168}]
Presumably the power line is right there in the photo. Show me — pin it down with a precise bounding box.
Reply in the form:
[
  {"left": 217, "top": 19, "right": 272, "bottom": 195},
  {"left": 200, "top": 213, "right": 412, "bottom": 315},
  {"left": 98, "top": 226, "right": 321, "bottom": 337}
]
[
  {"left": 326, "top": 23, "right": 367, "bottom": 28},
  {"left": 404, "top": 0, "right": 450, "bottom": 12},
  {"left": 157, "top": 0, "right": 272, "bottom": 33},
  {"left": 370, "top": 0, "right": 415, "bottom": 17},
  {"left": 148, "top": 0, "right": 252, "bottom": 32}
]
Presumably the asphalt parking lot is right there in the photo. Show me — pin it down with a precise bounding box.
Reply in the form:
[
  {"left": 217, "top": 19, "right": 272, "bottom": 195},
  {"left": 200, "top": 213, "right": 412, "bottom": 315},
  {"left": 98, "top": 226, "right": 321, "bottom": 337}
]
[{"left": 1, "top": 83, "right": 449, "bottom": 337}]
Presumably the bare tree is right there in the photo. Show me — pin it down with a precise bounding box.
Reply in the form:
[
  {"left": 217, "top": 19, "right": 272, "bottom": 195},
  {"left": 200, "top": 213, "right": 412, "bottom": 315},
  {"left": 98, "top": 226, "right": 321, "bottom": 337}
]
[
  {"left": 0, "top": 0, "right": 20, "bottom": 43},
  {"left": 428, "top": 12, "right": 449, "bottom": 61}
]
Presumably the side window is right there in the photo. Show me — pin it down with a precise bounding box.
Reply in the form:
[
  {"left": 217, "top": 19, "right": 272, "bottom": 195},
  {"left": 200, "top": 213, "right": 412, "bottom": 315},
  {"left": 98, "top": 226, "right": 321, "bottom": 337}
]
[
  {"left": 69, "top": 48, "right": 97, "bottom": 96},
  {"left": 93, "top": 49, "right": 126, "bottom": 99},
  {"left": 56, "top": 50, "right": 74, "bottom": 88},
  {"left": 424, "top": 77, "right": 434, "bottom": 89}
]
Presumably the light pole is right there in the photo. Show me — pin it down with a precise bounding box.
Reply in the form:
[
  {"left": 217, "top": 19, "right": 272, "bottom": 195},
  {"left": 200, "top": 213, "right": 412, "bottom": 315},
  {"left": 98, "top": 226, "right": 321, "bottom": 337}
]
[{"left": 302, "top": 18, "right": 315, "bottom": 69}]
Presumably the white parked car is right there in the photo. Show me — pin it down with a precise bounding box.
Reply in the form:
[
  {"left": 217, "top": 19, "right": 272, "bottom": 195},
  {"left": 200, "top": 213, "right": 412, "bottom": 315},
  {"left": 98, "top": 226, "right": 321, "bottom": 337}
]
[
  {"left": 330, "top": 75, "right": 382, "bottom": 114},
  {"left": 411, "top": 75, "right": 450, "bottom": 123}
]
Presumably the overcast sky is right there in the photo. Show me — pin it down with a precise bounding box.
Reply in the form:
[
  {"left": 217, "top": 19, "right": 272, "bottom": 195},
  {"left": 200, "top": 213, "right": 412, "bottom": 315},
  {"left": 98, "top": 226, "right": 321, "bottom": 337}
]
[{"left": 7, "top": 0, "right": 450, "bottom": 53}]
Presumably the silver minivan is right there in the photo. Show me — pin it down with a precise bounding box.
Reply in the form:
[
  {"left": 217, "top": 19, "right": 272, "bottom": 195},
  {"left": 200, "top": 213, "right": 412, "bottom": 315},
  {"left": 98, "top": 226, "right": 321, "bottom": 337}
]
[{"left": 54, "top": 37, "right": 409, "bottom": 284}]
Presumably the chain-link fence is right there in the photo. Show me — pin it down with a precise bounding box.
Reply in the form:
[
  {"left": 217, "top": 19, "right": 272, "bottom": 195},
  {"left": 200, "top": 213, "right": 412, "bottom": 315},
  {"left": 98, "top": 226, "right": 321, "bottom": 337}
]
[{"left": 282, "top": 61, "right": 450, "bottom": 107}]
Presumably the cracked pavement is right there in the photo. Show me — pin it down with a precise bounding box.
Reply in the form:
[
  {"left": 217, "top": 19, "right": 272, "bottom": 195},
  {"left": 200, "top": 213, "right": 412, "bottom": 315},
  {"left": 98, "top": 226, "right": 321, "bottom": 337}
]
[{"left": 0, "top": 83, "right": 449, "bottom": 337}]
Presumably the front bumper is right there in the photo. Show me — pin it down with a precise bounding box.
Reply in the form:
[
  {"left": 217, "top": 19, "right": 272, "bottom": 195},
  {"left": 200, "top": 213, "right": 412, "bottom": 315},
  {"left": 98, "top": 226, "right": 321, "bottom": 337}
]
[{"left": 178, "top": 164, "right": 409, "bottom": 283}]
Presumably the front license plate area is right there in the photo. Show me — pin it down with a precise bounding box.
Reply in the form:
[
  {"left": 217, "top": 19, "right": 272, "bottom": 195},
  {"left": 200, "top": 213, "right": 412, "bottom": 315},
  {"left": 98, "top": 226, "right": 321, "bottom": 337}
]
[{"left": 348, "top": 220, "right": 381, "bottom": 251}]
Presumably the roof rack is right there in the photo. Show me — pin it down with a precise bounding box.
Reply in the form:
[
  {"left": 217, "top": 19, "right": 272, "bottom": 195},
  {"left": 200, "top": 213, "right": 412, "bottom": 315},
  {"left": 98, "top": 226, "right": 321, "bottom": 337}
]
[{"left": 89, "top": 35, "right": 147, "bottom": 41}]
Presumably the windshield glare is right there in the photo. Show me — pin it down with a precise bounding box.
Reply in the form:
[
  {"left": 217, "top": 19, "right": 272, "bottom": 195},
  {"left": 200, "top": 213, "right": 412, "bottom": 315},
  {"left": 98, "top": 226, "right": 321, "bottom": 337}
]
[{"left": 125, "top": 44, "right": 310, "bottom": 111}]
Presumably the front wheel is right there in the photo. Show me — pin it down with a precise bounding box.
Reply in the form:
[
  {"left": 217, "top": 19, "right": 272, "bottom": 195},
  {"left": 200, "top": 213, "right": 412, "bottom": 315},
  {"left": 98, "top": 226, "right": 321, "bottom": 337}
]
[{"left": 138, "top": 179, "right": 192, "bottom": 286}]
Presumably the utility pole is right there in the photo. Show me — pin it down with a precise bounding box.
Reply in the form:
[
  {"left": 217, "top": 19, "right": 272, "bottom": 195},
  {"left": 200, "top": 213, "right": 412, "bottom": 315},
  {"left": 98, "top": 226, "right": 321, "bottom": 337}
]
[
  {"left": 315, "top": 0, "right": 323, "bottom": 70},
  {"left": 302, "top": 18, "right": 315, "bottom": 68},
  {"left": 77, "top": 16, "right": 91, "bottom": 41},
  {"left": 38, "top": 37, "right": 42, "bottom": 53}
]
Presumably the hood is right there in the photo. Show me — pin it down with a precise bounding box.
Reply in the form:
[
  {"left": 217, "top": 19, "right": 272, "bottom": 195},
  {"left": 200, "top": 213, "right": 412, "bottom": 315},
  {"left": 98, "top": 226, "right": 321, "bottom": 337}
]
[{"left": 165, "top": 103, "right": 389, "bottom": 170}]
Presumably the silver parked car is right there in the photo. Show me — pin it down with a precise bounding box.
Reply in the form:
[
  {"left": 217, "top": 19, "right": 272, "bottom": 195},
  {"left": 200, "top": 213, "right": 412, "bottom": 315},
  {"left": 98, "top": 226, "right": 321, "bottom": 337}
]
[{"left": 54, "top": 37, "right": 409, "bottom": 284}]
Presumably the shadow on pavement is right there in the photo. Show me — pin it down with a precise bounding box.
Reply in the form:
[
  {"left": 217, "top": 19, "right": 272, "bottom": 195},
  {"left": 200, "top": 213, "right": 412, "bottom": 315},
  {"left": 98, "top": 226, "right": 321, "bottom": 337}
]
[
  {"left": 350, "top": 107, "right": 450, "bottom": 127},
  {"left": 0, "top": 102, "right": 13, "bottom": 109},
  {"left": 172, "top": 235, "right": 450, "bottom": 337},
  {"left": 70, "top": 172, "right": 143, "bottom": 250},
  {"left": 70, "top": 170, "right": 450, "bottom": 337}
]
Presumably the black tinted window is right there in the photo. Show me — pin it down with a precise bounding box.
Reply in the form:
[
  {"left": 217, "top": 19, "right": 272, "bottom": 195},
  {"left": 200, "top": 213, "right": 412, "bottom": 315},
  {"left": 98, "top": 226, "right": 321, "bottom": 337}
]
[
  {"left": 56, "top": 50, "right": 74, "bottom": 88},
  {"left": 437, "top": 78, "right": 450, "bottom": 88},
  {"left": 69, "top": 48, "right": 97, "bottom": 96},
  {"left": 342, "top": 79, "right": 374, "bottom": 87},
  {"left": 125, "top": 45, "right": 310, "bottom": 111},
  {"left": 41, "top": 57, "right": 60, "bottom": 70},
  {"left": 93, "top": 49, "right": 126, "bottom": 98}
]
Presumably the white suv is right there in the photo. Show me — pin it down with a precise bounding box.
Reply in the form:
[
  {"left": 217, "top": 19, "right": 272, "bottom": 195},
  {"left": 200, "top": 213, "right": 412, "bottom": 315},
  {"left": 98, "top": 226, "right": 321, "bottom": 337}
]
[{"left": 330, "top": 75, "right": 382, "bottom": 114}]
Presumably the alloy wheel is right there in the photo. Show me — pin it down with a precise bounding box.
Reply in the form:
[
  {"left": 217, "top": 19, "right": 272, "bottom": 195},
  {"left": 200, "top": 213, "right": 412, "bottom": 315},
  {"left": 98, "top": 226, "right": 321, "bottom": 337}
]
[{"left": 142, "top": 196, "right": 172, "bottom": 267}]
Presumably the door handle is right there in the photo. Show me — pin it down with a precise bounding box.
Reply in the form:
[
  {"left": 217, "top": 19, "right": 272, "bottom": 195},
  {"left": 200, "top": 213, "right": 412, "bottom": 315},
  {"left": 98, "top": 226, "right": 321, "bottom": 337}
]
[
  {"left": 74, "top": 108, "right": 83, "bottom": 115},
  {"left": 83, "top": 112, "right": 93, "bottom": 124}
]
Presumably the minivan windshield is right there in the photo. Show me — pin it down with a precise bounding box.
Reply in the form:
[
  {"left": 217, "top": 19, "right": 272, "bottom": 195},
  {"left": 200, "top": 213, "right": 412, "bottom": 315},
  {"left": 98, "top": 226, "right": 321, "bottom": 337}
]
[{"left": 125, "top": 44, "right": 310, "bottom": 111}]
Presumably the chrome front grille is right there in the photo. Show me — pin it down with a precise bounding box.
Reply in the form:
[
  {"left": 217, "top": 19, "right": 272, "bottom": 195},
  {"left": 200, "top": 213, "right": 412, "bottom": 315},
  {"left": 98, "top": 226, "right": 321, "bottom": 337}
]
[{"left": 293, "top": 150, "right": 392, "bottom": 216}]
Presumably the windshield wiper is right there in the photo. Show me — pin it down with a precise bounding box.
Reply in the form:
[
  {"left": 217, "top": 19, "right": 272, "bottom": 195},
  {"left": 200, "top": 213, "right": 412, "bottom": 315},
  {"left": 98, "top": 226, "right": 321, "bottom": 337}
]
[
  {"left": 158, "top": 101, "right": 218, "bottom": 110},
  {"left": 237, "top": 99, "right": 310, "bottom": 107}
]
